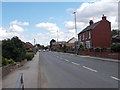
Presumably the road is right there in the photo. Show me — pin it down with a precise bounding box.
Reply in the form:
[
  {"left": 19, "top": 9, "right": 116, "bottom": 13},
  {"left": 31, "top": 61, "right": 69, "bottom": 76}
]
[
  {"left": 39, "top": 51, "right": 119, "bottom": 88},
  {"left": 2, "top": 51, "right": 119, "bottom": 88}
]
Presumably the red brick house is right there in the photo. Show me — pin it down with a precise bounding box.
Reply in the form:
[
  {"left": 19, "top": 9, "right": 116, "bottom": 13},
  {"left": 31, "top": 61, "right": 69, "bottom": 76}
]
[{"left": 78, "top": 15, "right": 112, "bottom": 48}]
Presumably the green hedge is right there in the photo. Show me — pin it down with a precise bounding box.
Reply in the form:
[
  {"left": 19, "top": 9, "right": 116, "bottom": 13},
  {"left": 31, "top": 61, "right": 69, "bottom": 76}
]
[
  {"left": 111, "top": 44, "right": 120, "bottom": 52},
  {"left": 25, "top": 52, "right": 34, "bottom": 61},
  {"left": 2, "top": 57, "right": 15, "bottom": 66}
]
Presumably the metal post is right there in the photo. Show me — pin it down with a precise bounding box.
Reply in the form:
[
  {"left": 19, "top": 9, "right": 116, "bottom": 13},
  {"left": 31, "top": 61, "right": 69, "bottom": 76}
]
[
  {"left": 34, "top": 38, "right": 36, "bottom": 55},
  {"left": 57, "top": 29, "right": 58, "bottom": 42},
  {"left": 73, "top": 12, "right": 78, "bottom": 54}
]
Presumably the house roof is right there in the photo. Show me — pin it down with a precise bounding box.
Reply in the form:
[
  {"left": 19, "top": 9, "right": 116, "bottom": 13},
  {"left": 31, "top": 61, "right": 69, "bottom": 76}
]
[
  {"left": 67, "top": 37, "right": 77, "bottom": 43},
  {"left": 79, "top": 21, "right": 101, "bottom": 34}
]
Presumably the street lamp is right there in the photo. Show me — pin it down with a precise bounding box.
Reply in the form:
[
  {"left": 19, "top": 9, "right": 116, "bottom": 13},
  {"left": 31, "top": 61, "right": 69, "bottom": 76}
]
[
  {"left": 73, "top": 12, "right": 78, "bottom": 54},
  {"left": 34, "top": 38, "right": 36, "bottom": 55},
  {"left": 73, "top": 12, "right": 77, "bottom": 39}
]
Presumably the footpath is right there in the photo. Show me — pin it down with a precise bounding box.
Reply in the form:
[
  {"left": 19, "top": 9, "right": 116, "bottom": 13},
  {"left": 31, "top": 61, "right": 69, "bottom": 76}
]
[
  {"left": 2, "top": 52, "right": 39, "bottom": 88},
  {"left": 58, "top": 52, "right": 120, "bottom": 63}
]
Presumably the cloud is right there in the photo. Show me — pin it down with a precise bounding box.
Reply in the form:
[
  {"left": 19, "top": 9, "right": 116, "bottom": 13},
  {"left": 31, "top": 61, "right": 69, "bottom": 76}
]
[
  {"left": 66, "top": 0, "right": 118, "bottom": 30},
  {"left": 0, "top": 27, "right": 20, "bottom": 40},
  {"left": 35, "top": 22, "right": 59, "bottom": 33},
  {"left": 10, "top": 20, "right": 29, "bottom": 26},
  {"left": 10, "top": 25, "right": 25, "bottom": 32}
]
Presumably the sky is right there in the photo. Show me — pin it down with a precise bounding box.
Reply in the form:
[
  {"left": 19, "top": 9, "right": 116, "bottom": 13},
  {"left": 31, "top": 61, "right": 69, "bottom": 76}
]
[{"left": 0, "top": 0, "right": 118, "bottom": 46}]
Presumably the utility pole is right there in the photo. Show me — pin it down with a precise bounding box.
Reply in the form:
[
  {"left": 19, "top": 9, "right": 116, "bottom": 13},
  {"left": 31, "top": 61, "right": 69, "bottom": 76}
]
[
  {"left": 57, "top": 29, "right": 58, "bottom": 42},
  {"left": 73, "top": 12, "right": 78, "bottom": 54},
  {"left": 34, "top": 38, "right": 36, "bottom": 55}
]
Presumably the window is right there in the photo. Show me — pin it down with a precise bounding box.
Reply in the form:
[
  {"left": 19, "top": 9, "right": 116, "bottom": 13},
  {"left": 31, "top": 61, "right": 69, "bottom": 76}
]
[
  {"left": 79, "top": 35, "right": 81, "bottom": 41},
  {"left": 85, "top": 41, "right": 91, "bottom": 48},
  {"left": 83, "top": 33, "right": 84, "bottom": 40},
  {"left": 88, "top": 31, "right": 91, "bottom": 39}
]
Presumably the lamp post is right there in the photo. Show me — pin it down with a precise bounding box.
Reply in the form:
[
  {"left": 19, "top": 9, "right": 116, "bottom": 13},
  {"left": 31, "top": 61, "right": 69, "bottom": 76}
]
[
  {"left": 34, "top": 38, "right": 36, "bottom": 55},
  {"left": 73, "top": 12, "right": 78, "bottom": 54}
]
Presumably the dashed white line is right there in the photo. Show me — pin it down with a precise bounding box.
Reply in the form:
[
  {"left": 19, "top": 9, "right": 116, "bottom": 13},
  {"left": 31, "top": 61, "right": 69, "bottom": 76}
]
[
  {"left": 64, "top": 59, "right": 70, "bottom": 62},
  {"left": 111, "top": 76, "right": 120, "bottom": 81},
  {"left": 71, "top": 62, "right": 80, "bottom": 66},
  {"left": 82, "top": 66, "right": 98, "bottom": 72}
]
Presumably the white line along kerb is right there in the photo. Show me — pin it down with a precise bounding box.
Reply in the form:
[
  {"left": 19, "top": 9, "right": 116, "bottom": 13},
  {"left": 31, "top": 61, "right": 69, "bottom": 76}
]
[
  {"left": 111, "top": 76, "right": 120, "bottom": 81},
  {"left": 64, "top": 59, "right": 69, "bottom": 62},
  {"left": 83, "top": 66, "right": 98, "bottom": 72},
  {"left": 71, "top": 62, "right": 80, "bottom": 66}
]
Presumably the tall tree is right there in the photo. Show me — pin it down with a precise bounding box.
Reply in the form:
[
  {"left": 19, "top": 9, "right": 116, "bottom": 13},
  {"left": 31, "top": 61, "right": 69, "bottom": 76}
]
[
  {"left": 2, "top": 36, "right": 26, "bottom": 62},
  {"left": 50, "top": 39, "right": 56, "bottom": 48}
]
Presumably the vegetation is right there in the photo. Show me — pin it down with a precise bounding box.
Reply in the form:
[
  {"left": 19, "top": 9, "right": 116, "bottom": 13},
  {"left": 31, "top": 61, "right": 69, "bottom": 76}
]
[
  {"left": 111, "top": 29, "right": 119, "bottom": 36},
  {"left": 50, "top": 39, "right": 56, "bottom": 48},
  {"left": 2, "top": 36, "right": 35, "bottom": 66},
  {"left": 2, "top": 36, "right": 26, "bottom": 62},
  {"left": 25, "top": 52, "right": 34, "bottom": 61},
  {"left": 111, "top": 44, "right": 120, "bottom": 52},
  {"left": 2, "top": 57, "right": 15, "bottom": 66}
]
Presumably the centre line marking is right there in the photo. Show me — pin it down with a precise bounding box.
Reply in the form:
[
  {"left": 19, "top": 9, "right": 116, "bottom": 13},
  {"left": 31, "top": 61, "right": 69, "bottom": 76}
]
[
  {"left": 64, "top": 59, "right": 69, "bottom": 62},
  {"left": 71, "top": 62, "right": 80, "bottom": 65},
  {"left": 83, "top": 66, "right": 98, "bottom": 72},
  {"left": 111, "top": 76, "right": 120, "bottom": 81}
]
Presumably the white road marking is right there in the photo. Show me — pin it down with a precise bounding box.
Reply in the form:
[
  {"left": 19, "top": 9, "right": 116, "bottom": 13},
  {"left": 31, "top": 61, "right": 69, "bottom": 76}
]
[
  {"left": 64, "top": 59, "right": 69, "bottom": 62},
  {"left": 111, "top": 76, "right": 120, "bottom": 81},
  {"left": 82, "top": 66, "right": 98, "bottom": 72},
  {"left": 71, "top": 62, "right": 80, "bottom": 65}
]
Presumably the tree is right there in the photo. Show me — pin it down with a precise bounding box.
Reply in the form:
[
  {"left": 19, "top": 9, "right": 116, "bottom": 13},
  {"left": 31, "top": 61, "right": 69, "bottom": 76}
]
[
  {"left": 2, "top": 36, "right": 26, "bottom": 62},
  {"left": 50, "top": 39, "right": 56, "bottom": 48},
  {"left": 112, "top": 29, "right": 119, "bottom": 36}
]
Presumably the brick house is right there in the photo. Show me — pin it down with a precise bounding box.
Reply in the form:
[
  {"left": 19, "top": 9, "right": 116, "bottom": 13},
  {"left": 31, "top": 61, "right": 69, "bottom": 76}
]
[
  {"left": 66, "top": 37, "right": 77, "bottom": 48},
  {"left": 78, "top": 15, "right": 112, "bottom": 48}
]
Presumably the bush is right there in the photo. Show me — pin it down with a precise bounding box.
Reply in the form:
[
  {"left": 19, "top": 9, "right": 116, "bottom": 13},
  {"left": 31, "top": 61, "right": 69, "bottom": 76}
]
[
  {"left": 2, "top": 57, "right": 15, "bottom": 66},
  {"left": 26, "top": 49, "right": 33, "bottom": 52},
  {"left": 25, "top": 52, "right": 34, "bottom": 60},
  {"left": 95, "top": 48, "right": 101, "bottom": 52},
  {"left": 111, "top": 44, "right": 120, "bottom": 52}
]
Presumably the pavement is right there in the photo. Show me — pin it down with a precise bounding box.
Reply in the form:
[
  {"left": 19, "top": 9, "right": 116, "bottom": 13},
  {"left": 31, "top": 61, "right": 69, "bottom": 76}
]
[
  {"left": 2, "top": 51, "right": 119, "bottom": 88},
  {"left": 2, "top": 52, "right": 39, "bottom": 88},
  {"left": 60, "top": 52, "right": 120, "bottom": 63}
]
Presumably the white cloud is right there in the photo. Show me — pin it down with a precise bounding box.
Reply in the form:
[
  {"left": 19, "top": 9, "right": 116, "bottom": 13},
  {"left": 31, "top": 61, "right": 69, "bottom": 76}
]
[
  {"left": 0, "top": 27, "right": 20, "bottom": 40},
  {"left": 35, "top": 22, "right": 59, "bottom": 33},
  {"left": 66, "top": 0, "right": 118, "bottom": 30},
  {"left": 10, "top": 20, "right": 29, "bottom": 26},
  {"left": 10, "top": 25, "right": 25, "bottom": 32}
]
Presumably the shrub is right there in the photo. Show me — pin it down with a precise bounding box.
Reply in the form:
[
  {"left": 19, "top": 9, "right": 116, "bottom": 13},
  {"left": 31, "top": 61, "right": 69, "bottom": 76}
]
[
  {"left": 2, "top": 57, "right": 15, "bottom": 66},
  {"left": 95, "top": 48, "right": 100, "bottom": 52},
  {"left": 25, "top": 52, "right": 34, "bottom": 61},
  {"left": 111, "top": 44, "right": 120, "bottom": 52}
]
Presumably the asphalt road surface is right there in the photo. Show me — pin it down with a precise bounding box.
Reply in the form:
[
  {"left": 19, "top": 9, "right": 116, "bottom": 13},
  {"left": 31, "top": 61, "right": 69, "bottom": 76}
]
[
  {"left": 38, "top": 51, "right": 119, "bottom": 88},
  {"left": 2, "top": 51, "right": 119, "bottom": 88}
]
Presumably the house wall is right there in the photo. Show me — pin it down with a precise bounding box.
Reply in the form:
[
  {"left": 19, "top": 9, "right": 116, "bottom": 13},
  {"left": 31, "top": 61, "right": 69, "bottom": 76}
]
[{"left": 92, "top": 20, "right": 112, "bottom": 48}]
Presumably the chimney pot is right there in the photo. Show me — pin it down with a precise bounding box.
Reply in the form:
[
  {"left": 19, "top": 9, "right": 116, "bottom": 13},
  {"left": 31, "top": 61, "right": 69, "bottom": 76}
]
[
  {"left": 102, "top": 14, "right": 107, "bottom": 20},
  {"left": 89, "top": 20, "right": 94, "bottom": 25}
]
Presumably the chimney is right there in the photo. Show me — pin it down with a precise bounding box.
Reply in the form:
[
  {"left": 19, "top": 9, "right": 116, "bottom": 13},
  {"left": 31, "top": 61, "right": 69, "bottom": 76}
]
[
  {"left": 102, "top": 14, "right": 106, "bottom": 20},
  {"left": 89, "top": 20, "right": 94, "bottom": 25}
]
